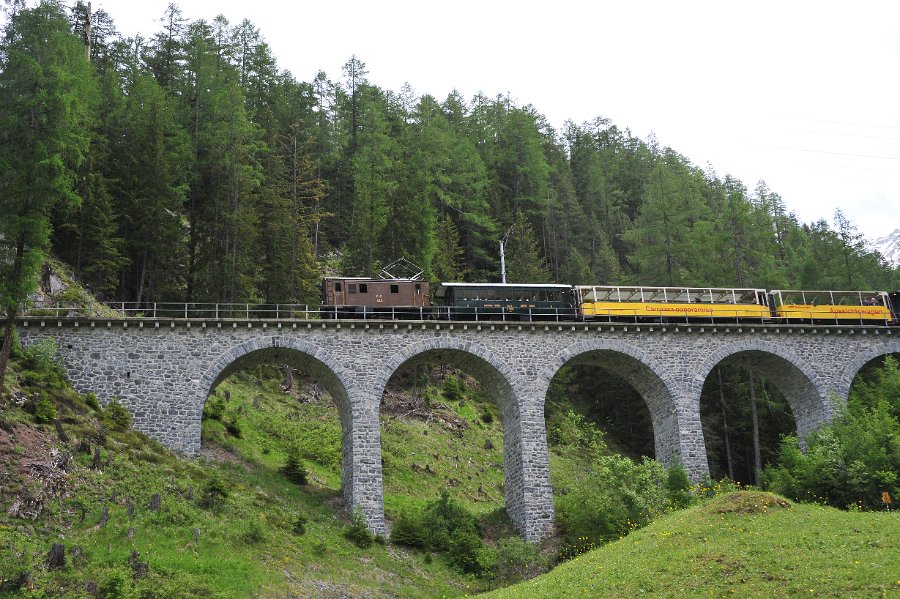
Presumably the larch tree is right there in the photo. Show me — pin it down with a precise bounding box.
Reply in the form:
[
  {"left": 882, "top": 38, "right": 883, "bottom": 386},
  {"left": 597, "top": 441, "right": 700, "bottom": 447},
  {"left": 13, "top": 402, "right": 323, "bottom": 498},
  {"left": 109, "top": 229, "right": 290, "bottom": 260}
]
[
  {"left": 343, "top": 87, "right": 398, "bottom": 276},
  {"left": 0, "top": 0, "right": 97, "bottom": 394}
]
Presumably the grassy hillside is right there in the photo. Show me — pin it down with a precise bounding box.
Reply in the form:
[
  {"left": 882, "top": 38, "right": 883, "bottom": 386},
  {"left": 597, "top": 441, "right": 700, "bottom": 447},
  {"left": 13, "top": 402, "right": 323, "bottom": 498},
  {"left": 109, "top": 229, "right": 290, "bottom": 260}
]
[
  {"left": 483, "top": 491, "right": 900, "bottom": 598},
  {"left": 0, "top": 334, "right": 563, "bottom": 597}
]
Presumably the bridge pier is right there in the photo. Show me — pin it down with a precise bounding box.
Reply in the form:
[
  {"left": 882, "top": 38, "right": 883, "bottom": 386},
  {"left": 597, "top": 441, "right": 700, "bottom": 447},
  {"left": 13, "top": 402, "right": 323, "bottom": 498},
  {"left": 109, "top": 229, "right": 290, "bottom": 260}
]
[
  {"left": 509, "top": 386, "right": 556, "bottom": 542},
  {"left": 342, "top": 395, "right": 386, "bottom": 534},
  {"left": 670, "top": 397, "right": 710, "bottom": 479}
]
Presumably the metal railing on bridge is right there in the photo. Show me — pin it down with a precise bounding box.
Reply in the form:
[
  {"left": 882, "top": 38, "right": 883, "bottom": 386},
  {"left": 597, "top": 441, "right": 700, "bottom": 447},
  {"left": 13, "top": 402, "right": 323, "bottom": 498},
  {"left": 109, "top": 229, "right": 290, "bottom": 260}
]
[{"left": 14, "top": 301, "right": 896, "bottom": 327}]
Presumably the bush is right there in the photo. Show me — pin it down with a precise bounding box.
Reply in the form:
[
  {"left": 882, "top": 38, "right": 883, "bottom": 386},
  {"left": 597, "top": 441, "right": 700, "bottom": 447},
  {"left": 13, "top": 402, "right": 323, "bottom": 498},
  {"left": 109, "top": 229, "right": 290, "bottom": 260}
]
[
  {"left": 442, "top": 374, "right": 465, "bottom": 402},
  {"left": 759, "top": 358, "right": 900, "bottom": 510},
  {"left": 556, "top": 454, "right": 667, "bottom": 550},
  {"left": 83, "top": 392, "right": 100, "bottom": 412},
  {"left": 418, "top": 491, "right": 490, "bottom": 574},
  {"left": 102, "top": 399, "right": 132, "bottom": 431},
  {"left": 223, "top": 418, "right": 241, "bottom": 438},
  {"left": 664, "top": 458, "right": 695, "bottom": 509},
  {"left": 493, "top": 536, "right": 545, "bottom": 583},
  {"left": 199, "top": 475, "right": 229, "bottom": 510},
  {"left": 344, "top": 508, "right": 375, "bottom": 549},
  {"left": 446, "top": 529, "right": 485, "bottom": 574},
  {"left": 98, "top": 567, "right": 132, "bottom": 598},
  {"left": 390, "top": 511, "right": 427, "bottom": 549},
  {"left": 203, "top": 394, "right": 226, "bottom": 421},
  {"left": 241, "top": 517, "right": 267, "bottom": 545},
  {"left": 421, "top": 490, "right": 481, "bottom": 552},
  {"left": 21, "top": 338, "right": 61, "bottom": 374},
  {"left": 281, "top": 450, "right": 308, "bottom": 485},
  {"left": 292, "top": 513, "right": 308, "bottom": 536},
  {"left": 546, "top": 409, "right": 607, "bottom": 455},
  {"left": 762, "top": 398, "right": 900, "bottom": 509},
  {"left": 32, "top": 393, "right": 57, "bottom": 424}
]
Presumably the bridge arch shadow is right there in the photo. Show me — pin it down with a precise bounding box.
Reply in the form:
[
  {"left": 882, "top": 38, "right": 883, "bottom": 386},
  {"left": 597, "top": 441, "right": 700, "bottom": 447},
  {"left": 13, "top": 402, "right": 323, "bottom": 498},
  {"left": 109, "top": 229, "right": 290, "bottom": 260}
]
[
  {"left": 539, "top": 341, "right": 681, "bottom": 466},
  {"left": 198, "top": 337, "right": 380, "bottom": 529},
  {"left": 694, "top": 342, "right": 827, "bottom": 482},
  {"left": 372, "top": 338, "right": 543, "bottom": 537},
  {"left": 694, "top": 342, "right": 828, "bottom": 446},
  {"left": 837, "top": 341, "right": 900, "bottom": 401}
]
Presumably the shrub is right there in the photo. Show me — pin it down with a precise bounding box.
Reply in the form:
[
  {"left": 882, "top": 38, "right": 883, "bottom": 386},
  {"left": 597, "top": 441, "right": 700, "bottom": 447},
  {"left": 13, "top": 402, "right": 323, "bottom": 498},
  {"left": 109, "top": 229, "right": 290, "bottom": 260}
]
[
  {"left": 241, "top": 517, "right": 267, "bottom": 545},
  {"left": 442, "top": 374, "right": 465, "bottom": 402},
  {"left": 556, "top": 454, "right": 667, "bottom": 550},
  {"left": 33, "top": 393, "right": 57, "bottom": 424},
  {"left": 762, "top": 398, "right": 900, "bottom": 510},
  {"left": 421, "top": 490, "right": 481, "bottom": 552},
  {"left": 446, "top": 529, "right": 485, "bottom": 574},
  {"left": 21, "top": 338, "right": 61, "bottom": 374},
  {"left": 203, "top": 395, "right": 226, "bottom": 421},
  {"left": 292, "top": 514, "right": 308, "bottom": 536},
  {"left": 102, "top": 399, "right": 132, "bottom": 431},
  {"left": 761, "top": 358, "right": 900, "bottom": 509},
  {"left": 390, "top": 511, "right": 427, "bottom": 549},
  {"left": 546, "top": 409, "right": 607, "bottom": 455},
  {"left": 199, "top": 475, "right": 229, "bottom": 510},
  {"left": 223, "top": 418, "right": 241, "bottom": 438},
  {"left": 281, "top": 450, "right": 308, "bottom": 485},
  {"left": 98, "top": 567, "right": 132, "bottom": 598},
  {"left": 83, "top": 392, "right": 100, "bottom": 412},
  {"left": 344, "top": 508, "right": 375, "bottom": 548},
  {"left": 664, "top": 458, "right": 695, "bottom": 509},
  {"left": 418, "top": 491, "right": 490, "bottom": 574},
  {"left": 493, "top": 536, "right": 545, "bottom": 583}
]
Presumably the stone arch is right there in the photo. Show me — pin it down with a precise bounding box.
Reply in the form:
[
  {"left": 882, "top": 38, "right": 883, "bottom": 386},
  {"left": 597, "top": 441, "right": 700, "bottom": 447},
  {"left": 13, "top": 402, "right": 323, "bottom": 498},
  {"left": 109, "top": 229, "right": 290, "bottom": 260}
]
[
  {"left": 200, "top": 336, "right": 354, "bottom": 421},
  {"left": 373, "top": 337, "right": 545, "bottom": 537},
  {"left": 693, "top": 340, "right": 828, "bottom": 446},
  {"left": 837, "top": 340, "right": 900, "bottom": 400},
  {"left": 537, "top": 339, "right": 682, "bottom": 466},
  {"left": 197, "top": 335, "right": 385, "bottom": 533}
]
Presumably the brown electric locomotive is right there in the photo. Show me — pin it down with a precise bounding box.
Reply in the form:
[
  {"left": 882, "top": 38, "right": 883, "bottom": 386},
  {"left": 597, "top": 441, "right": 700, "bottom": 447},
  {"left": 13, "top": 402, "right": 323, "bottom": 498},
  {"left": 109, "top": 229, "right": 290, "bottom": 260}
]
[{"left": 320, "top": 277, "right": 430, "bottom": 319}]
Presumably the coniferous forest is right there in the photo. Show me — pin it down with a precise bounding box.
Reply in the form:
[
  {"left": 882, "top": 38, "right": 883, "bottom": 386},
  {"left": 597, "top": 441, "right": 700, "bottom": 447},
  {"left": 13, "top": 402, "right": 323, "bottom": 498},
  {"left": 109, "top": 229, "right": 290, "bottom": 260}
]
[{"left": 2, "top": 1, "right": 898, "bottom": 314}]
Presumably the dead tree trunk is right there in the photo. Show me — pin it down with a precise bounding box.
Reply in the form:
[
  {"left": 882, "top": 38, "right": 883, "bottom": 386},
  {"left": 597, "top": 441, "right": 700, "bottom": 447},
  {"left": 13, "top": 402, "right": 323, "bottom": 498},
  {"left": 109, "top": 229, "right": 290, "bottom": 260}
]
[
  {"left": 748, "top": 366, "right": 762, "bottom": 484},
  {"left": 717, "top": 367, "right": 735, "bottom": 481}
]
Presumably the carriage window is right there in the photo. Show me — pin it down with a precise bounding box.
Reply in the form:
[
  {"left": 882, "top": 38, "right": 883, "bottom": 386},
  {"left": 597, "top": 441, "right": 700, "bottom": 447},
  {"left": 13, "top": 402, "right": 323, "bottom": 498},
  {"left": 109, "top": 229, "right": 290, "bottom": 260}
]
[
  {"left": 348, "top": 284, "right": 357, "bottom": 293},
  {"left": 390, "top": 284, "right": 399, "bottom": 294},
  {"left": 359, "top": 284, "right": 368, "bottom": 293},
  {"left": 415, "top": 284, "right": 422, "bottom": 295},
  {"left": 335, "top": 282, "right": 342, "bottom": 292}
]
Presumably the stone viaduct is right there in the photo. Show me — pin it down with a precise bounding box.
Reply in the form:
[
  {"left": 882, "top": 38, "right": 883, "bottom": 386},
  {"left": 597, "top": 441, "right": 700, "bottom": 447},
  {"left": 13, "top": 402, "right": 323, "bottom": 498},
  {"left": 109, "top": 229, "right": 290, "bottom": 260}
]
[{"left": 15, "top": 316, "right": 899, "bottom": 541}]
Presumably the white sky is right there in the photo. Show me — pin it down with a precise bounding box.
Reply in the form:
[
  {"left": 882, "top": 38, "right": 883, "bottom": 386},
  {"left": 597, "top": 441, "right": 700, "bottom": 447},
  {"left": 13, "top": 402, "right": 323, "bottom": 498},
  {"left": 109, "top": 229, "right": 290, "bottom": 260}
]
[{"left": 9, "top": 0, "right": 900, "bottom": 241}]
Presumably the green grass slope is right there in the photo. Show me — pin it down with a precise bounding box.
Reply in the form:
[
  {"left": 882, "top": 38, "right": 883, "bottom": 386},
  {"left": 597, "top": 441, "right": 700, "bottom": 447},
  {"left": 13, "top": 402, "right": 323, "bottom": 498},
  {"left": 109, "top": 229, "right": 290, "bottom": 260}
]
[
  {"left": 0, "top": 340, "right": 544, "bottom": 597},
  {"left": 482, "top": 491, "right": 900, "bottom": 598}
]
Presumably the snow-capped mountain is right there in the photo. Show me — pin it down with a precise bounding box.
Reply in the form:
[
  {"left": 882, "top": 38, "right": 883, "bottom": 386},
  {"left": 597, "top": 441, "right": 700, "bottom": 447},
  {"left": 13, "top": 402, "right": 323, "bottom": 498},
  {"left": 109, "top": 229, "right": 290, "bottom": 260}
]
[{"left": 871, "top": 229, "right": 900, "bottom": 268}]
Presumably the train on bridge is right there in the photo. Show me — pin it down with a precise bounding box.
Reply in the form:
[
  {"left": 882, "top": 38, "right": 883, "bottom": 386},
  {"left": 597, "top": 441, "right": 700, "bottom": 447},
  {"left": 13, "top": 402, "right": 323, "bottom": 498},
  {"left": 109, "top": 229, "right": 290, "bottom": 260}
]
[{"left": 320, "top": 276, "right": 900, "bottom": 325}]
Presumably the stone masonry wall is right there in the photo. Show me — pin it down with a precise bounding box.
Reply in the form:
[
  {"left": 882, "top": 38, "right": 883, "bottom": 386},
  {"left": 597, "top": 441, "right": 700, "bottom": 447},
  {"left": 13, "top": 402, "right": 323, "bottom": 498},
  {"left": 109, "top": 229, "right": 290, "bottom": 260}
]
[{"left": 16, "top": 317, "right": 898, "bottom": 541}]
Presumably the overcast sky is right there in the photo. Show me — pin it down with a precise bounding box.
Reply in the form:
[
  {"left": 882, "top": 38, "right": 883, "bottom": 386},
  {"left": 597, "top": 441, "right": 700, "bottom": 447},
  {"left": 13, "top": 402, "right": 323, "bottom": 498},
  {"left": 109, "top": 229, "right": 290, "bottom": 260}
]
[{"left": 8, "top": 0, "right": 900, "bottom": 241}]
